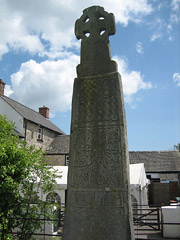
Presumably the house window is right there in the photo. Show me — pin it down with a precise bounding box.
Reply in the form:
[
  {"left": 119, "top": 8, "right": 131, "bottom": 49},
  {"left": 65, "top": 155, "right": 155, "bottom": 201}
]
[
  {"left": 65, "top": 155, "right": 69, "bottom": 166},
  {"left": 37, "top": 128, "right": 43, "bottom": 140}
]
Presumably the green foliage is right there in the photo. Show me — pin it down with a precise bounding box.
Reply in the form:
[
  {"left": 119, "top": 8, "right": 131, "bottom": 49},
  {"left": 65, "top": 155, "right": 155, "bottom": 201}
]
[
  {"left": 0, "top": 115, "right": 61, "bottom": 240},
  {"left": 174, "top": 143, "right": 180, "bottom": 152}
]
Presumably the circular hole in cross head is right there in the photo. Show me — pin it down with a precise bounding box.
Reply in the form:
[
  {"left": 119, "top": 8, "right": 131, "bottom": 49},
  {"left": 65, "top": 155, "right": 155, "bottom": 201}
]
[
  {"left": 99, "top": 16, "right": 105, "bottom": 20},
  {"left": 100, "top": 29, "right": 106, "bottom": 36},
  {"left": 84, "top": 32, "right": 90, "bottom": 37},
  {"left": 84, "top": 17, "right": 89, "bottom": 23}
]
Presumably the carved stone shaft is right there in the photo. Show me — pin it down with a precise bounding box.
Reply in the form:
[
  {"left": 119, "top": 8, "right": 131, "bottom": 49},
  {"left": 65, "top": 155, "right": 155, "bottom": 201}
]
[{"left": 62, "top": 6, "right": 134, "bottom": 240}]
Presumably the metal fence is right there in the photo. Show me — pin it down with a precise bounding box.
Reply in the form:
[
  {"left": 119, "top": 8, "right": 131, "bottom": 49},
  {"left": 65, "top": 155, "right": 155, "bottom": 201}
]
[
  {"left": 0, "top": 202, "right": 65, "bottom": 240},
  {"left": 133, "top": 205, "right": 180, "bottom": 240},
  {"left": 1, "top": 204, "right": 180, "bottom": 240}
]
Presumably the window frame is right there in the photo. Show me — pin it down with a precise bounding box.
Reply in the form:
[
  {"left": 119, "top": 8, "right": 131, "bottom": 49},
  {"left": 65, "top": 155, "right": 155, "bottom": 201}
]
[{"left": 37, "top": 127, "right": 43, "bottom": 141}]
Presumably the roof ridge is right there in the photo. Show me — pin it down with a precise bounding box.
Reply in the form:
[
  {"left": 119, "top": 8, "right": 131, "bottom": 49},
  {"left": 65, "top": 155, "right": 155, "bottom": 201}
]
[
  {"left": 3, "top": 95, "right": 44, "bottom": 117},
  {"left": 1, "top": 95, "right": 65, "bottom": 135}
]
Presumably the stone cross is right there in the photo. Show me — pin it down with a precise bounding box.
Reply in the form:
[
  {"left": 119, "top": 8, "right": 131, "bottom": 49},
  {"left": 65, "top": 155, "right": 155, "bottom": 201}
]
[
  {"left": 75, "top": 6, "right": 117, "bottom": 77},
  {"left": 75, "top": 6, "right": 115, "bottom": 42},
  {"left": 62, "top": 6, "right": 135, "bottom": 240}
]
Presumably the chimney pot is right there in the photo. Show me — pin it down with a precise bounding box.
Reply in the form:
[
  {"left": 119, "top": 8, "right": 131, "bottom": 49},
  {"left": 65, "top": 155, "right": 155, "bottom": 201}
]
[
  {"left": 0, "top": 79, "right": 6, "bottom": 96},
  {"left": 39, "top": 106, "right": 49, "bottom": 119}
]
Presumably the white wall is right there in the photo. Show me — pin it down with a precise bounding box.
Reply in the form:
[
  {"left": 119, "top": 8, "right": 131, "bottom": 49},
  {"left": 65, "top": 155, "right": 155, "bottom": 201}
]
[
  {"left": 131, "top": 185, "right": 148, "bottom": 206},
  {"left": 0, "top": 98, "right": 23, "bottom": 134}
]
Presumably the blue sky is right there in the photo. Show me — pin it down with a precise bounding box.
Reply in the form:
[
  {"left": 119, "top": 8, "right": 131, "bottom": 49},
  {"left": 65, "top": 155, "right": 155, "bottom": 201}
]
[{"left": 0, "top": 0, "right": 179, "bottom": 151}]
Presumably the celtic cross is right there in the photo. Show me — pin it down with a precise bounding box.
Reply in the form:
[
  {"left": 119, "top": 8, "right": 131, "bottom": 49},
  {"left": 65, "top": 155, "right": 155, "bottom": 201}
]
[
  {"left": 75, "top": 6, "right": 115, "bottom": 42},
  {"left": 75, "top": 6, "right": 117, "bottom": 77}
]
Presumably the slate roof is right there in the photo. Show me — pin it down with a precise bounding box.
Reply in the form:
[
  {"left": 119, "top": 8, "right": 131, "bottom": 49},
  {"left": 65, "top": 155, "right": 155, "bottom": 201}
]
[
  {"left": 129, "top": 151, "right": 180, "bottom": 173},
  {"left": 47, "top": 135, "right": 70, "bottom": 154},
  {"left": 1, "top": 96, "right": 65, "bottom": 135}
]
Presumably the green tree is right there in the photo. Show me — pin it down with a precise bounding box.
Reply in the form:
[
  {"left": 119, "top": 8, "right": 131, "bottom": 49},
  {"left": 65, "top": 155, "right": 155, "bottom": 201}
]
[
  {"left": 174, "top": 143, "right": 180, "bottom": 152},
  {"left": 0, "top": 115, "right": 60, "bottom": 240}
]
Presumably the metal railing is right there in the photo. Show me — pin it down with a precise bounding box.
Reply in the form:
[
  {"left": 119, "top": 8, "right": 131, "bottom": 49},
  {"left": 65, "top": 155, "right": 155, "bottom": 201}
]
[
  {"left": 133, "top": 205, "right": 180, "bottom": 240},
  {"left": 1, "top": 204, "right": 180, "bottom": 240},
  {"left": 0, "top": 202, "right": 65, "bottom": 240}
]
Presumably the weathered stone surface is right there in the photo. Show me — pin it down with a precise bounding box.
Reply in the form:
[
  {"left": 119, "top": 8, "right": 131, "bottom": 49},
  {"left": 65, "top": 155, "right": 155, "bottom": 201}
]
[{"left": 62, "top": 6, "right": 134, "bottom": 240}]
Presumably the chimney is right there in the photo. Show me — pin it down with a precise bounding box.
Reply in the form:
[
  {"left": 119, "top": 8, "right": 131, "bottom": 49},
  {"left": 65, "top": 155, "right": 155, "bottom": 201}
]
[
  {"left": 39, "top": 106, "right": 49, "bottom": 119},
  {"left": 0, "top": 79, "right": 6, "bottom": 96}
]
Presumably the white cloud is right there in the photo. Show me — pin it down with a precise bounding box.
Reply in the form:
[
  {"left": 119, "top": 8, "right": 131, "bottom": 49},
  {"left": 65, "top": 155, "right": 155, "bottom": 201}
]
[
  {"left": 157, "top": 2, "right": 168, "bottom": 10},
  {"left": 0, "top": 0, "right": 152, "bottom": 59},
  {"left": 113, "top": 56, "right": 152, "bottom": 103},
  {"left": 171, "top": 0, "right": 180, "bottom": 12},
  {"left": 168, "top": 36, "right": 173, "bottom": 41},
  {"left": 98, "top": 0, "right": 153, "bottom": 26},
  {"left": 0, "top": 0, "right": 154, "bottom": 112},
  {"left": 173, "top": 73, "right": 180, "bottom": 87},
  {"left": 0, "top": 7, "right": 44, "bottom": 58},
  {"left": 8, "top": 55, "right": 152, "bottom": 114},
  {"left": 167, "top": 0, "right": 180, "bottom": 39},
  {"left": 149, "top": 17, "right": 165, "bottom": 42},
  {"left": 136, "top": 41, "right": 144, "bottom": 54},
  {"left": 149, "top": 1, "right": 179, "bottom": 43},
  {"left": 169, "top": 0, "right": 180, "bottom": 33},
  {"left": 4, "top": 85, "right": 13, "bottom": 96},
  {"left": 0, "top": 44, "right": 9, "bottom": 59},
  {"left": 9, "top": 54, "right": 79, "bottom": 113},
  {"left": 150, "top": 32, "right": 162, "bottom": 42}
]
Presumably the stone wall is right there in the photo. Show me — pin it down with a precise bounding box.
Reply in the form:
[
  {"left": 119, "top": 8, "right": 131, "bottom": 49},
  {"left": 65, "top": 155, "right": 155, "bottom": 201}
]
[
  {"left": 45, "top": 154, "right": 66, "bottom": 166},
  {"left": 23, "top": 120, "right": 57, "bottom": 151}
]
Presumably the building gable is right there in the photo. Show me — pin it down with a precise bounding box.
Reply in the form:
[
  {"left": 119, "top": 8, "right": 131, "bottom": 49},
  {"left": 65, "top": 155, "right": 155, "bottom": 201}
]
[{"left": 0, "top": 96, "right": 65, "bottom": 135}]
